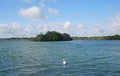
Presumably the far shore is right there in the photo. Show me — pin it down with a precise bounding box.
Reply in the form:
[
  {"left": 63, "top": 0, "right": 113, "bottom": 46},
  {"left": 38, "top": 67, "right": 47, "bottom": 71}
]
[{"left": 0, "top": 34, "right": 120, "bottom": 40}]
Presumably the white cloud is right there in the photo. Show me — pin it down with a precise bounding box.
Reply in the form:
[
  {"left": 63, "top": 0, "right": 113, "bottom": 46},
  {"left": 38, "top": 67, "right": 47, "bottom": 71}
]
[
  {"left": 63, "top": 21, "right": 71, "bottom": 29},
  {"left": 0, "top": 21, "right": 98, "bottom": 38},
  {"left": 0, "top": 24, "right": 8, "bottom": 35},
  {"left": 0, "top": 23, "right": 19, "bottom": 38},
  {"left": 109, "top": 13, "right": 120, "bottom": 33},
  {"left": 91, "top": 13, "right": 120, "bottom": 36},
  {"left": 11, "top": 22, "right": 20, "bottom": 30},
  {"left": 48, "top": 8, "right": 59, "bottom": 15},
  {"left": 1, "top": 13, "right": 120, "bottom": 38},
  {"left": 0, "top": 22, "right": 84, "bottom": 38},
  {"left": 18, "top": 6, "right": 48, "bottom": 21},
  {"left": 0, "top": 23, "right": 34, "bottom": 38}
]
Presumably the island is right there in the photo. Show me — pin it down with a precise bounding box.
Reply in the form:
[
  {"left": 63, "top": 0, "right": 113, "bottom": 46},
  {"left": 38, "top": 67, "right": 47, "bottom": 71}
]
[
  {"left": 30, "top": 31, "right": 73, "bottom": 41},
  {"left": 1, "top": 32, "right": 120, "bottom": 41}
]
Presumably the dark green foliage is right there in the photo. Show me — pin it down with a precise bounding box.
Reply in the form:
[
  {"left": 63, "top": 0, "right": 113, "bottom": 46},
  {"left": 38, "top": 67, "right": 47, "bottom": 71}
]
[
  {"left": 62, "top": 33, "right": 73, "bottom": 41},
  {"left": 34, "top": 33, "right": 45, "bottom": 41},
  {"left": 73, "top": 34, "right": 120, "bottom": 40},
  {"left": 33, "top": 31, "right": 73, "bottom": 41},
  {"left": 104, "top": 34, "right": 120, "bottom": 40},
  {"left": 45, "top": 31, "right": 62, "bottom": 41}
]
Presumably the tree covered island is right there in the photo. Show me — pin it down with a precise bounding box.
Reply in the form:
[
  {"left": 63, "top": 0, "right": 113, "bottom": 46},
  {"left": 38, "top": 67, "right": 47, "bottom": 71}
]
[
  {"left": 1, "top": 31, "right": 120, "bottom": 41},
  {"left": 31, "top": 31, "right": 73, "bottom": 41}
]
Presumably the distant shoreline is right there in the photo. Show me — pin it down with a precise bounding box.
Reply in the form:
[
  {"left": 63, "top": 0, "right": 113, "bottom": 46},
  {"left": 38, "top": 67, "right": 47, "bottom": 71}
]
[
  {"left": 72, "top": 34, "right": 120, "bottom": 40},
  {"left": 0, "top": 34, "right": 120, "bottom": 40}
]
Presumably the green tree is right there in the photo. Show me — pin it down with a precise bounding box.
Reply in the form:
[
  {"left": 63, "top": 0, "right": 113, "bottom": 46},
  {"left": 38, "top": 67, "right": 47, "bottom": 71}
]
[
  {"left": 33, "top": 31, "right": 73, "bottom": 41},
  {"left": 34, "top": 33, "right": 45, "bottom": 41},
  {"left": 62, "top": 33, "right": 73, "bottom": 41},
  {"left": 45, "top": 31, "right": 62, "bottom": 41}
]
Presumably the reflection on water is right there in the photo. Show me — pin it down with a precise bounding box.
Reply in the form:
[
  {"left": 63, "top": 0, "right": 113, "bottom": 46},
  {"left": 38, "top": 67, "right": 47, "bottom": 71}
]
[{"left": 0, "top": 40, "right": 120, "bottom": 76}]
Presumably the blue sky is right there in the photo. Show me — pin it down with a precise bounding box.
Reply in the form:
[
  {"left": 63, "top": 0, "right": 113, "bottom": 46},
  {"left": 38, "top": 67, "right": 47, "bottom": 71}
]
[{"left": 0, "top": 0, "right": 120, "bottom": 38}]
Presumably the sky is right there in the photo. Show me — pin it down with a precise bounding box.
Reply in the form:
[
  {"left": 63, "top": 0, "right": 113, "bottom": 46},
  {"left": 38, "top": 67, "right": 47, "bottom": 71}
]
[{"left": 0, "top": 0, "right": 120, "bottom": 38}]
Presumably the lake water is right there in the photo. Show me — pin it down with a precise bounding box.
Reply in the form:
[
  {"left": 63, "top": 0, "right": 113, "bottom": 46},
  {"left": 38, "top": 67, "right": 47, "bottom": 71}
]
[{"left": 0, "top": 40, "right": 120, "bottom": 76}]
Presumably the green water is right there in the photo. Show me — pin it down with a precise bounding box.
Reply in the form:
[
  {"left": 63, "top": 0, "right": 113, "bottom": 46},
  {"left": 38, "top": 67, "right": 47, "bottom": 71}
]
[{"left": 0, "top": 40, "right": 120, "bottom": 76}]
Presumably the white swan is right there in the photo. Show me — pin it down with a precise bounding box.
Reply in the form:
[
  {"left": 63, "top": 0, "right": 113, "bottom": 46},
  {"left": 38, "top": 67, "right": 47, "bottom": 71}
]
[{"left": 62, "top": 59, "right": 66, "bottom": 65}]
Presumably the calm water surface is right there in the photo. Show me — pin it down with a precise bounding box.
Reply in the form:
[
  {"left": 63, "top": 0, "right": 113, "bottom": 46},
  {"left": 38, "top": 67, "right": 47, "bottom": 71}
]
[{"left": 0, "top": 40, "right": 120, "bottom": 76}]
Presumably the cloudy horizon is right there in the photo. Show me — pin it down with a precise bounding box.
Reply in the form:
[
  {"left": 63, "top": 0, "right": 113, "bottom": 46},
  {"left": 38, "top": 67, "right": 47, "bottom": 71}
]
[{"left": 0, "top": 0, "right": 120, "bottom": 38}]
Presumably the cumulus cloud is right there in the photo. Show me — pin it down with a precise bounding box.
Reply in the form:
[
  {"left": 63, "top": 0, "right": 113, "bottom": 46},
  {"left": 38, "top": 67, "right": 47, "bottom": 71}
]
[
  {"left": 1, "top": 13, "right": 120, "bottom": 38},
  {"left": 109, "top": 13, "right": 120, "bottom": 33},
  {"left": 0, "top": 21, "right": 84, "bottom": 38},
  {"left": 18, "top": 6, "right": 48, "bottom": 21},
  {"left": 0, "top": 21, "right": 101, "bottom": 38},
  {"left": 0, "top": 23, "right": 36, "bottom": 38},
  {"left": 0, "top": 23, "right": 20, "bottom": 38},
  {"left": 48, "top": 8, "right": 59, "bottom": 15},
  {"left": 45, "top": 21, "right": 85, "bottom": 36},
  {"left": 63, "top": 21, "right": 71, "bottom": 29},
  {"left": 90, "top": 13, "right": 120, "bottom": 36}
]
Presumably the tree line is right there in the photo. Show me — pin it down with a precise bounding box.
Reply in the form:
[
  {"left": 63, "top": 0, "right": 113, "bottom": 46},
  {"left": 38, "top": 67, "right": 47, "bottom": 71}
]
[
  {"left": 72, "top": 34, "right": 120, "bottom": 40},
  {"left": 2, "top": 33, "right": 120, "bottom": 41}
]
